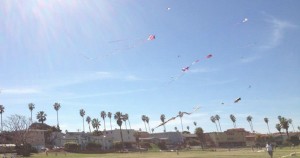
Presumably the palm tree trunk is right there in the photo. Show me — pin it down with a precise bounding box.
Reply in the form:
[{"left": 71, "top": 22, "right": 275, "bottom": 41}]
[
  {"left": 267, "top": 123, "right": 270, "bottom": 134},
  {"left": 57, "top": 111, "right": 59, "bottom": 128},
  {"left": 119, "top": 126, "right": 124, "bottom": 150},
  {"left": 217, "top": 121, "right": 222, "bottom": 132},
  {"left": 144, "top": 122, "right": 147, "bottom": 132},
  {"left": 128, "top": 119, "right": 131, "bottom": 129},
  {"left": 103, "top": 119, "right": 106, "bottom": 131},
  {"left": 215, "top": 123, "right": 219, "bottom": 132},
  {"left": 82, "top": 117, "right": 85, "bottom": 132},
  {"left": 180, "top": 117, "right": 183, "bottom": 132},
  {"left": 30, "top": 111, "right": 33, "bottom": 124},
  {"left": 1, "top": 114, "right": 2, "bottom": 132},
  {"left": 148, "top": 123, "right": 151, "bottom": 133},
  {"left": 89, "top": 123, "right": 91, "bottom": 133},
  {"left": 124, "top": 121, "right": 128, "bottom": 130},
  {"left": 110, "top": 118, "right": 112, "bottom": 131},
  {"left": 163, "top": 124, "right": 166, "bottom": 132}
]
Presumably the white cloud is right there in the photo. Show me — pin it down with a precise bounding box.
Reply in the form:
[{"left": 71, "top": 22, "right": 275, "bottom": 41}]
[
  {"left": 261, "top": 17, "right": 297, "bottom": 50},
  {"left": 1, "top": 88, "right": 40, "bottom": 94},
  {"left": 190, "top": 67, "right": 218, "bottom": 73}
]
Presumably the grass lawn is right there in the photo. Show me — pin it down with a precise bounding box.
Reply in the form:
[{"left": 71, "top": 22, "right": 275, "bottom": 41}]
[{"left": 28, "top": 147, "right": 300, "bottom": 158}]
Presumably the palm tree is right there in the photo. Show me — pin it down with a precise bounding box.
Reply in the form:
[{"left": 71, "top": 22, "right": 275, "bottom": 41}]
[
  {"left": 53, "top": 102, "right": 61, "bottom": 129},
  {"left": 92, "top": 118, "right": 100, "bottom": 131},
  {"left": 210, "top": 116, "right": 219, "bottom": 132},
  {"left": 178, "top": 111, "right": 184, "bottom": 132},
  {"left": 264, "top": 117, "right": 271, "bottom": 134},
  {"left": 187, "top": 126, "right": 190, "bottom": 132},
  {"left": 114, "top": 112, "right": 124, "bottom": 150},
  {"left": 107, "top": 112, "right": 113, "bottom": 131},
  {"left": 174, "top": 126, "right": 178, "bottom": 132},
  {"left": 160, "top": 114, "right": 166, "bottom": 132},
  {"left": 79, "top": 109, "right": 85, "bottom": 132},
  {"left": 86, "top": 116, "right": 91, "bottom": 133},
  {"left": 215, "top": 114, "right": 222, "bottom": 132},
  {"left": 122, "top": 114, "right": 128, "bottom": 130},
  {"left": 141, "top": 115, "right": 147, "bottom": 132},
  {"left": 230, "top": 114, "right": 236, "bottom": 128},
  {"left": 298, "top": 126, "right": 300, "bottom": 132},
  {"left": 195, "top": 127, "right": 205, "bottom": 150},
  {"left": 28, "top": 103, "right": 35, "bottom": 123},
  {"left": 193, "top": 121, "right": 197, "bottom": 127},
  {"left": 145, "top": 116, "right": 151, "bottom": 133},
  {"left": 276, "top": 123, "right": 283, "bottom": 140},
  {"left": 288, "top": 119, "right": 295, "bottom": 132},
  {"left": 246, "top": 115, "right": 254, "bottom": 132},
  {"left": 100, "top": 111, "right": 106, "bottom": 131},
  {"left": 0, "top": 105, "right": 4, "bottom": 132},
  {"left": 279, "top": 116, "right": 289, "bottom": 138},
  {"left": 124, "top": 113, "right": 131, "bottom": 129},
  {"left": 36, "top": 111, "right": 47, "bottom": 124}
]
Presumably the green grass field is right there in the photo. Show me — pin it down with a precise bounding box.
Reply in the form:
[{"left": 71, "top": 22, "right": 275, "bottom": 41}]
[{"left": 27, "top": 147, "right": 300, "bottom": 158}]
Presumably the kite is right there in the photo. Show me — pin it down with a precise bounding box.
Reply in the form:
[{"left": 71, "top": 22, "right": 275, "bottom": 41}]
[
  {"left": 242, "top": 18, "right": 248, "bottom": 23},
  {"left": 234, "top": 97, "right": 241, "bottom": 103},
  {"left": 168, "top": 54, "right": 213, "bottom": 84},
  {"left": 80, "top": 35, "right": 156, "bottom": 61},
  {"left": 154, "top": 106, "right": 200, "bottom": 129},
  {"left": 167, "top": 7, "right": 171, "bottom": 11}
]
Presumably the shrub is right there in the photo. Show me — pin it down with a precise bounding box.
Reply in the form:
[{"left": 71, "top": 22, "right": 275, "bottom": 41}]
[
  {"left": 140, "top": 142, "right": 151, "bottom": 149},
  {"left": 16, "top": 144, "right": 31, "bottom": 157},
  {"left": 113, "top": 142, "right": 123, "bottom": 150},
  {"left": 86, "top": 142, "right": 102, "bottom": 151},
  {"left": 157, "top": 142, "right": 167, "bottom": 150},
  {"left": 64, "top": 143, "right": 80, "bottom": 152}
]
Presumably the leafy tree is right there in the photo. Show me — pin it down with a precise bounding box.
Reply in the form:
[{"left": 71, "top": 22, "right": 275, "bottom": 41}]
[
  {"left": 79, "top": 109, "right": 85, "bottom": 132},
  {"left": 246, "top": 115, "right": 254, "bottom": 132},
  {"left": 133, "top": 131, "right": 141, "bottom": 149},
  {"left": 264, "top": 117, "right": 271, "bottom": 134},
  {"left": 101, "top": 111, "right": 106, "bottom": 131},
  {"left": 0, "top": 105, "right": 4, "bottom": 132},
  {"left": 195, "top": 127, "right": 205, "bottom": 150},
  {"left": 210, "top": 116, "right": 218, "bottom": 132},
  {"left": 28, "top": 103, "right": 35, "bottom": 123},
  {"left": 114, "top": 112, "right": 124, "bottom": 150},
  {"left": 230, "top": 114, "right": 236, "bottom": 128},
  {"left": 53, "top": 102, "right": 61, "bottom": 129},
  {"left": 4, "top": 114, "right": 30, "bottom": 145},
  {"left": 107, "top": 112, "right": 113, "bottom": 131},
  {"left": 36, "top": 111, "right": 47, "bottom": 124},
  {"left": 174, "top": 126, "right": 178, "bottom": 132},
  {"left": 215, "top": 114, "right": 222, "bottom": 132},
  {"left": 86, "top": 116, "right": 91, "bottom": 133},
  {"left": 160, "top": 114, "right": 166, "bottom": 132}
]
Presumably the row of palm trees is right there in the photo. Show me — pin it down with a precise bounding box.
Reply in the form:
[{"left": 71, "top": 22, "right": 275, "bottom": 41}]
[
  {"left": 79, "top": 109, "right": 133, "bottom": 133},
  {"left": 1, "top": 103, "right": 300, "bottom": 137},
  {"left": 209, "top": 114, "right": 297, "bottom": 138}
]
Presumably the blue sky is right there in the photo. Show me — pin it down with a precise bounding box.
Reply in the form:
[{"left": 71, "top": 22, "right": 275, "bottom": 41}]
[{"left": 0, "top": 0, "right": 299, "bottom": 134}]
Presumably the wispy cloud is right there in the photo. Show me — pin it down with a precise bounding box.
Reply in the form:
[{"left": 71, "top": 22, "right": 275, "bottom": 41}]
[
  {"left": 1, "top": 88, "right": 40, "bottom": 94},
  {"left": 261, "top": 17, "right": 297, "bottom": 50},
  {"left": 240, "top": 55, "right": 260, "bottom": 63},
  {"left": 190, "top": 67, "right": 218, "bottom": 73}
]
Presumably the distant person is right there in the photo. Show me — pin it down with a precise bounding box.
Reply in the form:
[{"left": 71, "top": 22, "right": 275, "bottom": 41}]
[{"left": 266, "top": 142, "right": 273, "bottom": 158}]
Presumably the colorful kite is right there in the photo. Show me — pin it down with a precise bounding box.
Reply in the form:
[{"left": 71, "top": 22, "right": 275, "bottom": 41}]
[
  {"left": 154, "top": 106, "right": 200, "bottom": 129},
  {"left": 234, "top": 97, "right": 241, "bottom": 103},
  {"left": 168, "top": 54, "right": 212, "bottom": 84}
]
